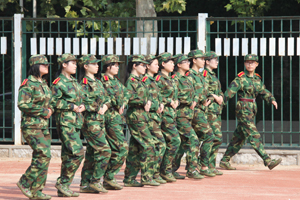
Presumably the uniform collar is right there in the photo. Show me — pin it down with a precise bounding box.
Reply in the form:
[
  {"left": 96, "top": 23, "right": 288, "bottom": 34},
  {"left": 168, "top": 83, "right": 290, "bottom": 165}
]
[
  {"left": 28, "top": 75, "right": 45, "bottom": 83},
  {"left": 205, "top": 67, "right": 215, "bottom": 75},
  {"left": 190, "top": 68, "right": 198, "bottom": 75},
  {"left": 85, "top": 75, "right": 96, "bottom": 82},
  {"left": 129, "top": 73, "right": 141, "bottom": 81},
  {"left": 146, "top": 73, "right": 155, "bottom": 80},
  {"left": 59, "top": 73, "right": 76, "bottom": 82},
  {"left": 159, "top": 72, "right": 170, "bottom": 79},
  {"left": 175, "top": 71, "right": 183, "bottom": 78}
]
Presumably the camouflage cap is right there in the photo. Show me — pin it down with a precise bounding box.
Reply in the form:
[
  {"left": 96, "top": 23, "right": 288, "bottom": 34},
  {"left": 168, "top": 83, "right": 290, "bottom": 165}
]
[
  {"left": 244, "top": 54, "right": 259, "bottom": 62},
  {"left": 204, "top": 51, "right": 219, "bottom": 60},
  {"left": 79, "top": 54, "right": 101, "bottom": 66},
  {"left": 174, "top": 54, "right": 189, "bottom": 65},
  {"left": 101, "top": 54, "right": 124, "bottom": 65},
  {"left": 144, "top": 54, "right": 157, "bottom": 63},
  {"left": 57, "top": 53, "right": 77, "bottom": 64},
  {"left": 157, "top": 52, "right": 175, "bottom": 65},
  {"left": 29, "top": 54, "right": 52, "bottom": 66},
  {"left": 188, "top": 49, "right": 205, "bottom": 59},
  {"left": 128, "top": 54, "right": 149, "bottom": 64}
]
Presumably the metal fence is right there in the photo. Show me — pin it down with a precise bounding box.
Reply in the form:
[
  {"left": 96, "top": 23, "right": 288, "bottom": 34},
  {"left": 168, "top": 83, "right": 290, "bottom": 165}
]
[
  {"left": 0, "top": 17, "right": 14, "bottom": 143},
  {"left": 206, "top": 16, "right": 300, "bottom": 148}
]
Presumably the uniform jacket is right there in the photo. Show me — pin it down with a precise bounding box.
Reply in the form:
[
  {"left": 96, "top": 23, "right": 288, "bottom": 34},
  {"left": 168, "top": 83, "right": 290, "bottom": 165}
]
[
  {"left": 18, "top": 75, "right": 53, "bottom": 129},
  {"left": 203, "top": 68, "right": 224, "bottom": 115},
  {"left": 155, "top": 72, "right": 178, "bottom": 119}
]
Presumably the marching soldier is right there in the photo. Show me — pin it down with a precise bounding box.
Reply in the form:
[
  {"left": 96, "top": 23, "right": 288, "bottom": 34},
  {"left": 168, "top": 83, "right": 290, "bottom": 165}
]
[
  {"left": 144, "top": 54, "right": 167, "bottom": 184},
  {"left": 51, "top": 53, "right": 92, "bottom": 197},
  {"left": 123, "top": 55, "right": 159, "bottom": 187},
  {"left": 219, "top": 54, "right": 282, "bottom": 170},
  {"left": 155, "top": 52, "right": 181, "bottom": 182},
  {"left": 17, "top": 55, "right": 53, "bottom": 200},
  {"left": 100, "top": 55, "right": 129, "bottom": 190},
  {"left": 202, "top": 51, "right": 224, "bottom": 175},
  {"left": 78, "top": 54, "right": 112, "bottom": 193},
  {"left": 187, "top": 50, "right": 216, "bottom": 177},
  {"left": 172, "top": 54, "right": 203, "bottom": 179}
]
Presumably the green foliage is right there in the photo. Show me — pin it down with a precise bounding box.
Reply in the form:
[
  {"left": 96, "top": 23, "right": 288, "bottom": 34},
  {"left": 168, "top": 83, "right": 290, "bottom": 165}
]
[
  {"left": 155, "top": 0, "right": 186, "bottom": 14},
  {"left": 225, "top": 0, "right": 272, "bottom": 17}
]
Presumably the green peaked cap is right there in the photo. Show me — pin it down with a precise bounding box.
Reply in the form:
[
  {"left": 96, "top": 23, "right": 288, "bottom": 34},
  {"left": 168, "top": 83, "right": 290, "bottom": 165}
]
[
  {"left": 174, "top": 54, "right": 189, "bottom": 65},
  {"left": 101, "top": 54, "right": 124, "bottom": 65},
  {"left": 157, "top": 52, "right": 175, "bottom": 65},
  {"left": 188, "top": 49, "right": 205, "bottom": 59},
  {"left": 57, "top": 53, "right": 77, "bottom": 64},
  {"left": 204, "top": 51, "right": 219, "bottom": 60},
  {"left": 29, "top": 54, "right": 52, "bottom": 66},
  {"left": 79, "top": 54, "right": 101, "bottom": 66},
  {"left": 244, "top": 54, "right": 258, "bottom": 61},
  {"left": 128, "top": 54, "right": 149, "bottom": 64}
]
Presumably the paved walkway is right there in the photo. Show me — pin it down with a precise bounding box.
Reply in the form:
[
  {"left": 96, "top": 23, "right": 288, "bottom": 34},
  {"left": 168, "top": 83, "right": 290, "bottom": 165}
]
[{"left": 0, "top": 158, "right": 299, "bottom": 200}]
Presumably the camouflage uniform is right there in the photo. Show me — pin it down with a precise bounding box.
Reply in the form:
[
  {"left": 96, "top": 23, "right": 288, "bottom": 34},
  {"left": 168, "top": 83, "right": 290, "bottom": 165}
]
[
  {"left": 100, "top": 55, "right": 129, "bottom": 184},
  {"left": 50, "top": 54, "right": 92, "bottom": 193},
  {"left": 203, "top": 51, "right": 224, "bottom": 170},
  {"left": 171, "top": 55, "right": 200, "bottom": 174},
  {"left": 155, "top": 52, "right": 181, "bottom": 177},
  {"left": 17, "top": 55, "right": 52, "bottom": 199},
  {"left": 78, "top": 55, "right": 112, "bottom": 188},
  {"left": 143, "top": 55, "right": 166, "bottom": 180},
  {"left": 187, "top": 50, "right": 215, "bottom": 169},
  {"left": 221, "top": 54, "right": 276, "bottom": 166},
  {"left": 123, "top": 55, "right": 156, "bottom": 184}
]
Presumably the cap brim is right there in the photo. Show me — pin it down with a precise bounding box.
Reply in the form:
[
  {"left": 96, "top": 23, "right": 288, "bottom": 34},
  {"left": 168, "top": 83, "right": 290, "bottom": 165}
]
[{"left": 90, "top": 59, "right": 102, "bottom": 63}]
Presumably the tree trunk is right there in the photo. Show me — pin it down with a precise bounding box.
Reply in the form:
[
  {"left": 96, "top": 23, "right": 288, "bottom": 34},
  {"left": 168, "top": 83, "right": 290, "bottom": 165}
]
[{"left": 136, "top": 0, "right": 157, "bottom": 55}]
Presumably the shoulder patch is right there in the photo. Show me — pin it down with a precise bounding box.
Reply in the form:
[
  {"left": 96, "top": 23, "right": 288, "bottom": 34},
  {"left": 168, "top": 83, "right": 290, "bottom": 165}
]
[
  {"left": 83, "top": 78, "right": 88, "bottom": 84},
  {"left": 21, "top": 79, "right": 28, "bottom": 86},
  {"left": 185, "top": 71, "right": 190, "bottom": 76},
  {"left": 52, "top": 77, "right": 61, "bottom": 85},
  {"left": 255, "top": 73, "right": 261, "bottom": 79},
  {"left": 131, "top": 77, "right": 135, "bottom": 81},
  {"left": 172, "top": 74, "right": 176, "bottom": 79},
  {"left": 237, "top": 71, "right": 245, "bottom": 77},
  {"left": 104, "top": 75, "right": 109, "bottom": 81},
  {"left": 142, "top": 76, "right": 148, "bottom": 82},
  {"left": 203, "top": 70, "right": 208, "bottom": 77},
  {"left": 155, "top": 75, "right": 161, "bottom": 82}
]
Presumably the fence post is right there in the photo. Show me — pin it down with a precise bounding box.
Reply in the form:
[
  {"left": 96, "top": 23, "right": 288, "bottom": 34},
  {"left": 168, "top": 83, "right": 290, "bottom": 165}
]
[
  {"left": 14, "top": 14, "right": 23, "bottom": 145},
  {"left": 198, "top": 13, "right": 208, "bottom": 52}
]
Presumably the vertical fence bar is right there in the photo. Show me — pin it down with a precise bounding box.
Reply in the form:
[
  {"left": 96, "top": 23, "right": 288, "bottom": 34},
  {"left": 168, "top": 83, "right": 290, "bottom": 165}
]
[
  {"left": 198, "top": 13, "right": 208, "bottom": 51},
  {"left": 14, "top": 14, "right": 23, "bottom": 145}
]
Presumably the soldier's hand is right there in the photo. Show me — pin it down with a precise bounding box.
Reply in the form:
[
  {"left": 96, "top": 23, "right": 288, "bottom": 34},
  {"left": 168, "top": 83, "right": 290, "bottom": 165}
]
[
  {"left": 173, "top": 100, "right": 179, "bottom": 109},
  {"left": 203, "top": 99, "right": 211, "bottom": 107},
  {"left": 45, "top": 108, "right": 52, "bottom": 119},
  {"left": 160, "top": 104, "right": 164, "bottom": 113},
  {"left": 272, "top": 101, "right": 278, "bottom": 109},
  {"left": 78, "top": 104, "right": 86, "bottom": 113},
  {"left": 119, "top": 105, "right": 125, "bottom": 115},
  {"left": 73, "top": 105, "right": 79, "bottom": 112},
  {"left": 145, "top": 101, "right": 151, "bottom": 112},
  {"left": 190, "top": 101, "right": 197, "bottom": 110}
]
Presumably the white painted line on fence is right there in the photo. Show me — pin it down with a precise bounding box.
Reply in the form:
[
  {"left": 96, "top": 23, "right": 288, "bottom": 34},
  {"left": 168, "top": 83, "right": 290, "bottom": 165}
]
[
  {"left": 56, "top": 38, "right": 62, "bottom": 55},
  {"left": 73, "top": 38, "right": 79, "bottom": 55},
  {"left": 150, "top": 37, "right": 157, "bottom": 55},
  {"left": 167, "top": 37, "right": 173, "bottom": 54},
  {"left": 159, "top": 37, "right": 165, "bottom": 54},
  {"left": 269, "top": 38, "right": 276, "bottom": 56},
  {"left": 251, "top": 38, "right": 258, "bottom": 55},
  {"left": 116, "top": 37, "right": 122, "bottom": 55},
  {"left": 124, "top": 38, "right": 131, "bottom": 55},
  {"left": 176, "top": 37, "right": 182, "bottom": 54},
  {"left": 47, "top": 38, "right": 54, "bottom": 55},
  {"left": 224, "top": 38, "right": 230, "bottom": 56},
  {"left": 39, "top": 37, "right": 46, "bottom": 55},
  {"left": 141, "top": 38, "right": 147, "bottom": 55},
  {"left": 278, "top": 38, "right": 285, "bottom": 56},
  {"left": 98, "top": 38, "right": 105, "bottom": 55},
  {"left": 90, "top": 38, "right": 97, "bottom": 55},
  {"left": 64, "top": 38, "right": 71, "bottom": 54},
  {"left": 81, "top": 38, "right": 88, "bottom": 55},
  {"left": 107, "top": 37, "right": 113, "bottom": 54},
  {"left": 287, "top": 37, "right": 294, "bottom": 56},
  {"left": 133, "top": 37, "right": 139, "bottom": 54},
  {"left": 260, "top": 38, "right": 267, "bottom": 56},
  {"left": 198, "top": 13, "right": 208, "bottom": 52},
  {"left": 30, "top": 38, "right": 37, "bottom": 55},
  {"left": 242, "top": 38, "right": 248, "bottom": 56},
  {"left": 1, "top": 37, "right": 6, "bottom": 54},
  {"left": 184, "top": 37, "right": 190, "bottom": 55},
  {"left": 297, "top": 38, "right": 300, "bottom": 56},
  {"left": 215, "top": 38, "right": 221, "bottom": 56},
  {"left": 232, "top": 38, "right": 239, "bottom": 56}
]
